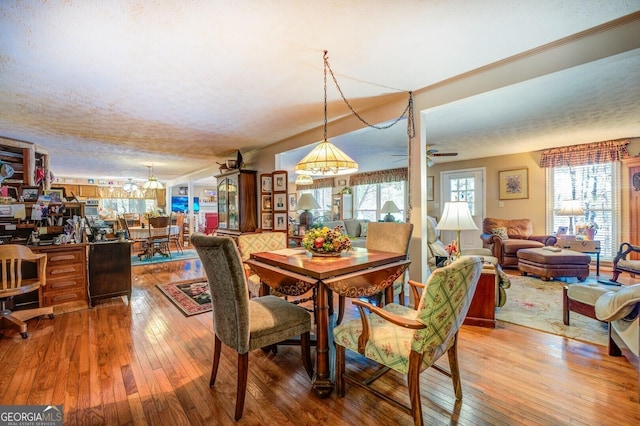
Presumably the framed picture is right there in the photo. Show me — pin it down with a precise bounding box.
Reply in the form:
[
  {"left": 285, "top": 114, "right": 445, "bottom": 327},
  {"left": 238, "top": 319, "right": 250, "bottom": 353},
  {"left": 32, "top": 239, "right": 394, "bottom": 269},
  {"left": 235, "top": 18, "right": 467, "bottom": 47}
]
[
  {"left": 261, "top": 194, "right": 272, "bottom": 211},
  {"left": 260, "top": 174, "right": 272, "bottom": 193},
  {"left": 498, "top": 167, "right": 529, "bottom": 200},
  {"left": 288, "top": 193, "right": 297, "bottom": 211},
  {"left": 336, "top": 178, "right": 347, "bottom": 187},
  {"left": 179, "top": 186, "right": 188, "bottom": 195},
  {"left": 43, "top": 188, "right": 64, "bottom": 204},
  {"left": 556, "top": 226, "right": 568, "bottom": 235},
  {"left": 273, "top": 193, "right": 287, "bottom": 211},
  {"left": 20, "top": 185, "right": 40, "bottom": 202},
  {"left": 273, "top": 212, "right": 288, "bottom": 231},
  {"left": 297, "top": 224, "right": 307, "bottom": 236},
  {"left": 427, "top": 176, "right": 434, "bottom": 201},
  {"left": 4, "top": 186, "right": 18, "bottom": 200},
  {"left": 261, "top": 213, "right": 273, "bottom": 229},
  {"left": 273, "top": 171, "right": 288, "bottom": 192}
]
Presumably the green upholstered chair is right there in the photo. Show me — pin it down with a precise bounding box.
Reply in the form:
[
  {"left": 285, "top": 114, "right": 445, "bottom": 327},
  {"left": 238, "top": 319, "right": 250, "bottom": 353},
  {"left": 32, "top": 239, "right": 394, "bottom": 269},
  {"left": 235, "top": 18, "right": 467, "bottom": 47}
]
[
  {"left": 333, "top": 256, "right": 482, "bottom": 425},
  {"left": 191, "top": 233, "right": 313, "bottom": 421}
]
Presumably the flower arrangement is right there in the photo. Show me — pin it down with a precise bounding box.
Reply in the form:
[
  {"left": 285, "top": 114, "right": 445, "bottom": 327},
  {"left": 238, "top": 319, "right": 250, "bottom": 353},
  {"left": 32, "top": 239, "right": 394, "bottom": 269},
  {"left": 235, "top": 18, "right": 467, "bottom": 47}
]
[{"left": 302, "top": 225, "right": 352, "bottom": 256}]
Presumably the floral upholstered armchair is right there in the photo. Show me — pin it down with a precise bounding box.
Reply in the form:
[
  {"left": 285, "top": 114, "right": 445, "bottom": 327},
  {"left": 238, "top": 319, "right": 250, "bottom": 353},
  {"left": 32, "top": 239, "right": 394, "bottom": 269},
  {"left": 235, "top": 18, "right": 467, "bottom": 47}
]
[
  {"left": 480, "top": 217, "right": 557, "bottom": 268},
  {"left": 333, "top": 256, "right": 483, "bottom": 425}
]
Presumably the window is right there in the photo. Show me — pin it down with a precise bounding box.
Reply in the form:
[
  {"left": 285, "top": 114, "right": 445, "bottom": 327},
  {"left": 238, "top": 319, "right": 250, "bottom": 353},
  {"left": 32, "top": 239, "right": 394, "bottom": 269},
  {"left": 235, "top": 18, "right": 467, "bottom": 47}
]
[
  {"left": 100, "top": 198, "right": 156, "bottom": 217},
  {"left": 546, "top": 163, "right": 619, "bottom": 259},
  {"left": 353, "top": 181, "right": 406, "bottom": 221}
]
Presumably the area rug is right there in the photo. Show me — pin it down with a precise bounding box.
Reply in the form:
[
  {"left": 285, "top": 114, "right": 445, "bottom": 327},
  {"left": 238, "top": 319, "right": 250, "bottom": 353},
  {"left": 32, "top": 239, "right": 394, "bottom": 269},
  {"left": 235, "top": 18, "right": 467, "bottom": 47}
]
[
  {"left": 156, "top": 278, "right": 211, "bottom": 316},
  {"left": 131, "top": 248, "right": 199, "bottom": 267},
  {"left": 495, "top": 275, "right": 610, "bottom": 346}
]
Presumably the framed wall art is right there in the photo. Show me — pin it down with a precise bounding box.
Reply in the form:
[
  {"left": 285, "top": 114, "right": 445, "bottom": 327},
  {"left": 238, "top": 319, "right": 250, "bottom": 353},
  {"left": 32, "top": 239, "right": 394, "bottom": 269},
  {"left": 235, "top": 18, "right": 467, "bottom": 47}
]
[
  {"left": 261, "top": 194, "right": 272, "bottom": 211},
  {"left": 288, "top": 193, "right": 297, "bottom": 211},
  {"left": 261, "top": 213, "right": 273, "bottom": 230},
  {"left": 273, "top": 171, "right": 288, "bottom": 192},
  {"left": 273, "top": 193, "right": 287, "bottom": 211},
  {"left": 499, "top": 167, "right": 529, "bottom": 200},
  {"left": 273, "top": 213, "right": 288, "bottom": 231},
  {"left": 20, "top": 185, "right": 41, "bottom": 202},
  {"left": 260, "top": 174, "right": 272, "bottom": 193},
  {"left": 43, "top": 188, "right": 64, "bottom": 203}
]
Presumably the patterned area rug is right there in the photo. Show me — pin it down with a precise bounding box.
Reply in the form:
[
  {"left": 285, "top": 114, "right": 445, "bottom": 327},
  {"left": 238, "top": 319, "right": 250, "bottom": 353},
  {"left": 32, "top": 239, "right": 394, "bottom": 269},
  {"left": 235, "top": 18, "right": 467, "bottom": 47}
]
[
  {"left": 131, "top": 248, "right": 199, "bottom": 266},
  {"left": 157, "top": 278, "right": 211, "bottom": 316},
  {"left": 496, "top": 275, "right": 610, "bottom": 346}
]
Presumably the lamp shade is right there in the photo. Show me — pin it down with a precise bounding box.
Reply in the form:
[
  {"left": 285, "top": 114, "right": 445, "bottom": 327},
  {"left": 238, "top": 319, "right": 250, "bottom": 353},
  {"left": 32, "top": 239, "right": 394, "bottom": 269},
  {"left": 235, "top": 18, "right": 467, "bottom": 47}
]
[
  {"left": 558, "top": 199, "right": 584, "bottom": 216},
  {"left": 380, "top": 200, "right": 400, "bottom": 214},
  {"left": 294, "top": 174, "right": 314, "bottom": 185},
  {"left": 295, "top": 193, "right": 321, "bottom": 211},
  {"left": 143, "top": 165, "right": 164, "bottom": 189},
  {"left": 436, "top": 202, "right": 478, "bottom": 231},
  {"left": 294, "top": 140, "right": 358, "bottom": 176}
]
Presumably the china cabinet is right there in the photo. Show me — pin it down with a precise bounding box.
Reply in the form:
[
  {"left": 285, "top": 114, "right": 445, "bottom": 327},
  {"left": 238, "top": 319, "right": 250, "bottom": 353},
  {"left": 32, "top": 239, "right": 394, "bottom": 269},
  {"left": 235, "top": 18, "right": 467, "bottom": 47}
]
[
  {"left": 331, "top": 194, "right": 352, "bottom": 220},
  {"left": 216, "top": 169, "right": 257, "bottom": 237}
]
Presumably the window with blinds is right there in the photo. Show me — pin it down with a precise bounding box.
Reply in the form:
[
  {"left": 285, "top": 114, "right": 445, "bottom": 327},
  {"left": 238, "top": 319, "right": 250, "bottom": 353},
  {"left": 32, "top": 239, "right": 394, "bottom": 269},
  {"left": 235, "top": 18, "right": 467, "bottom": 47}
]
[
  {"left": 546, "top": 163, "right": 620, "bottom": 259},
  {"left": 353, "top": 181, "right": 406, "bottom": 221}
]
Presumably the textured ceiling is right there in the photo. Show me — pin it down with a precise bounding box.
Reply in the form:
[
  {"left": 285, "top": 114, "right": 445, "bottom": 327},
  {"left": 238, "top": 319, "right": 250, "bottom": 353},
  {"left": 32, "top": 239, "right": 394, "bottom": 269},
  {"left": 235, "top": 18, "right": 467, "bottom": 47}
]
[{"left": 1, "top": 1, "right": 639, "bottom": 185}]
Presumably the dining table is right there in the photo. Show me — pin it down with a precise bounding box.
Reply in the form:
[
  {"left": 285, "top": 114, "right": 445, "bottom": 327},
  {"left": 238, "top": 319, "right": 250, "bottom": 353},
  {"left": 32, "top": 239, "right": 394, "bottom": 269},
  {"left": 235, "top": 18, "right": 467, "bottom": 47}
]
[
  {"left": 128, "top": 225, "right": 180, "bottom": 259},
  {"left": 245, "top": 247, "right": 410, "bottom": 398}
]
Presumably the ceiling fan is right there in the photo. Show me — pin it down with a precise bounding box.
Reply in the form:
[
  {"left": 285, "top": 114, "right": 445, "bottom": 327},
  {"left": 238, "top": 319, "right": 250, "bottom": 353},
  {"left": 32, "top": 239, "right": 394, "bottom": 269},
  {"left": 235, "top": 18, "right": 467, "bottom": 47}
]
[{"left": 391, "top": 146, "right": 458, "bottom": 166}]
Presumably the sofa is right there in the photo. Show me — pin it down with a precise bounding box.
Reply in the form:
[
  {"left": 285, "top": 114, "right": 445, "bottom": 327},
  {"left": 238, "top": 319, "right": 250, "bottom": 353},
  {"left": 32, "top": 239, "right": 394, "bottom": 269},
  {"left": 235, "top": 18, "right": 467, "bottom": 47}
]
[
  {"left": 480, "top": 217, "right": 557, "bottom": 268},
  {"left": 322, "top": 219, "right": 369, "bottom": 248}
]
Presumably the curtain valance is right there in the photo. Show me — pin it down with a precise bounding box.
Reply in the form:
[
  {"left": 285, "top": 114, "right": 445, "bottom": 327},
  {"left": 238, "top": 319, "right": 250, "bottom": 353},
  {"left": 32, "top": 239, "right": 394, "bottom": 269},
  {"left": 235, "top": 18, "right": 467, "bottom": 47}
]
[
  {"left": 296, "top": 177, "right": 334, "bottom": 190},
  {"left": 97, "top": 187, "right": 156, "bottom": 199},
  {"left": 539, "top": 139, "right": 630, "bottom": 168},
  {"left": 349, "top": 167, "right": 408, "bottom": 186}
]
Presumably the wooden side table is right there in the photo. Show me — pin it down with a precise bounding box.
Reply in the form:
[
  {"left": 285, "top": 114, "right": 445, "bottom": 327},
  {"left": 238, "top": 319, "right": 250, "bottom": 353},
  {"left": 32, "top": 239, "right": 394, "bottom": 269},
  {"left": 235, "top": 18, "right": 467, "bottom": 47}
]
[
  {"left": 464, "top": 263, "right": 497, "bottom": 328},
  {"left": 556, "top": 239, "right": 601, "bottom": 275}
]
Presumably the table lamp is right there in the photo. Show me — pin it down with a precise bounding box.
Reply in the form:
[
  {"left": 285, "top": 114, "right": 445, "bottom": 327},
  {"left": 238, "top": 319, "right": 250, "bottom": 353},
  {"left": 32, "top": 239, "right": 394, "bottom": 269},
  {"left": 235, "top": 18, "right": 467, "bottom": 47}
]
[
  {"left": 295, "top": 193, "right": 320, "bottom": 228},
  {"left": 436, "top": 201, "right": 478, "bottom": 258},
  {"left": 381, "top": 200, "right": 400, "bottom": 222},
  {"left": 558, "top": 199, "right": 584, "bottom": 235}
]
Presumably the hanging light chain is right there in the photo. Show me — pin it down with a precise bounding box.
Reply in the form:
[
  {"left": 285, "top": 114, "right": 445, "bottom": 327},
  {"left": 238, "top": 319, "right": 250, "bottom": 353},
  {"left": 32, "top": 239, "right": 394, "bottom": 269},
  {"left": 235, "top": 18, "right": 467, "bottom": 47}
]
[{"left": 323, "top": 51, "right": 415, "bottom": 139}]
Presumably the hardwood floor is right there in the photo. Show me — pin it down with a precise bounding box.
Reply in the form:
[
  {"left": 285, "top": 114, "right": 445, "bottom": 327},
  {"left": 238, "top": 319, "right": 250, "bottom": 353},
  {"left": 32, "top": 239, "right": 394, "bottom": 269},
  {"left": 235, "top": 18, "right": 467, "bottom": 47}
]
[{"left": 1, "top": 258, "right": 639, "bottom": 425}]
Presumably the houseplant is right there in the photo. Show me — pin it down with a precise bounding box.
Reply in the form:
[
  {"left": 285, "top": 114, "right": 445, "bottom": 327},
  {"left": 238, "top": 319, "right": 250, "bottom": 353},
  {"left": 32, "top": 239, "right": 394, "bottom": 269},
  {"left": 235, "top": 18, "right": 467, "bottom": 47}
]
[{"left": 301, "top": 225, "right": 352, "bottom": 257}]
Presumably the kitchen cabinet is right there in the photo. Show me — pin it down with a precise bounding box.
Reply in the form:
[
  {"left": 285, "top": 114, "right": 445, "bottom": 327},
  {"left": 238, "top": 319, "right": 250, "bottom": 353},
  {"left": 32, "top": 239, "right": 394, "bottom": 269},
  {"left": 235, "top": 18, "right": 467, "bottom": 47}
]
[{"left": 216, "top": 169, "right": 257, "bottom": 237}]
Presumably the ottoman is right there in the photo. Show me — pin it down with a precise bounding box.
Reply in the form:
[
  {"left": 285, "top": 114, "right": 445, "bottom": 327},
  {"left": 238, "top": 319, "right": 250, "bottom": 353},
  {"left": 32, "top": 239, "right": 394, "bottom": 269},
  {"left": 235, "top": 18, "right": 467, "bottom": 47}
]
[{"left": 517, "top": 247, "right": 590, "bottom": 282}]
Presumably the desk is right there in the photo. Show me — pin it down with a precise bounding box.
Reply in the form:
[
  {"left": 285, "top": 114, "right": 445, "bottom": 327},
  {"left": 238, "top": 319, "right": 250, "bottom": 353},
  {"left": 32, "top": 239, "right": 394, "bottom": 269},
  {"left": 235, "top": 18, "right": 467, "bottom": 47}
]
[
  {"left": 246, "top": 247, "right": 409, "bottom": 398},
  {"left": 128, "top": 226, "right": 179, "bottom": 259}
]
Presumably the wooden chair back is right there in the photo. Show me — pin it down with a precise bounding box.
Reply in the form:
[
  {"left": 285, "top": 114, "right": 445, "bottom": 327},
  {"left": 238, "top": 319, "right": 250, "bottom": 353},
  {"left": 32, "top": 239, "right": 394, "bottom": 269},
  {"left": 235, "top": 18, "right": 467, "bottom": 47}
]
[{"left": 0, "top": 245, "right": 47, "bottom": 298}]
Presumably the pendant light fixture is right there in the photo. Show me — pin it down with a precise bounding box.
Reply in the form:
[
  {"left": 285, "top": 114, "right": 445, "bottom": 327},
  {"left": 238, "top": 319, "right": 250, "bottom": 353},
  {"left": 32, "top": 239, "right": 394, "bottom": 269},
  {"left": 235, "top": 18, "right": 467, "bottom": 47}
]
[
  {"left": 294, "top": 174, "right": 314, "bottom": 186},
  {"left": 295, "top": 51, "right": 358, "bottom": 176},
  {"left": 143, "top": 165, "right": 163, "bottom": 189},
  {"left": 123, "top": 178, "right": 138, "bottom": 193}
]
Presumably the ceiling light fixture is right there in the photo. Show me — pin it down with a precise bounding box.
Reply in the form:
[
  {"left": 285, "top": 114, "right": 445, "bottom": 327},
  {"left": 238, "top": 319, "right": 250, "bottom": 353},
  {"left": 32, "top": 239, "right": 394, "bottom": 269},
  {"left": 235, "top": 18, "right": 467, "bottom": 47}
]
[
  {"left": 295, "top": 51, "right": 358, "bottom": 176},
  {"left": 143, "top": 165, "right": 163, "bottom": 189},
  {"left": 123, "top": 178, "right": 137, "bottom": 193},
  {"left": 294, "top": 174, "right": 314, "bottom": 185}
]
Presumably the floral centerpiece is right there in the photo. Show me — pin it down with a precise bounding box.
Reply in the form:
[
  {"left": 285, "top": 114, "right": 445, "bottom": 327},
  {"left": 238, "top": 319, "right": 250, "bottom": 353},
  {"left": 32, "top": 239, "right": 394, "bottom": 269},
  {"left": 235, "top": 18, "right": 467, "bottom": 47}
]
[{"left": 301, "top": 225, "right": 352, "bottom": 257}]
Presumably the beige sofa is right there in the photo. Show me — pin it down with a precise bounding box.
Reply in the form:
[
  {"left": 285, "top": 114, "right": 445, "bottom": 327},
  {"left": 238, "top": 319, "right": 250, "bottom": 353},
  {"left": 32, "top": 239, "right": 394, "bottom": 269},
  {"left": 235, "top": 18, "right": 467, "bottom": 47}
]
[{"left": 322, "top": 219, "right": 369, "bottom": 248}]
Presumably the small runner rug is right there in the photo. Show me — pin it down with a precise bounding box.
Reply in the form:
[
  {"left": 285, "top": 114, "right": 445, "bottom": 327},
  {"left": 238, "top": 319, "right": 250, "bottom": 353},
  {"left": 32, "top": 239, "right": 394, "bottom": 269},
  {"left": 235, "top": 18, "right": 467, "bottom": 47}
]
[
  {"left": 132, "top": 248, "right": 200, "bottom": 267},
  {"left": 157, "top": 278, "right": 211, "bottom": 316}
]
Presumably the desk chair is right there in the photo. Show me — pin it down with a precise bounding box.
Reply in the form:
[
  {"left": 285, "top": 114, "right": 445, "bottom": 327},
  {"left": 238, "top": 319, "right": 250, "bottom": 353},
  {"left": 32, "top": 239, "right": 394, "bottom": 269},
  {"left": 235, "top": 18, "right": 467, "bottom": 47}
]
[{"left": 0, "top": 245, "right": 53, "bottom": 339}]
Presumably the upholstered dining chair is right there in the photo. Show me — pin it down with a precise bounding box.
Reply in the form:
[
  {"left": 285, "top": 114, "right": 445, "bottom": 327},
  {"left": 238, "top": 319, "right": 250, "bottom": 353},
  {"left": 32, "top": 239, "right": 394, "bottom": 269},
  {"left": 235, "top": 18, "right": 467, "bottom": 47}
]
[
  {"left": 0, "top": 245, "right": 53, "bottom": 339},
  {"left": 333, "top": 256, "right": 482, "bottom": 425},
  {"left": 335, "top": 222, "right": 413, "bottom": 324},
  {"left": 190, "top": 233, "right": 313, "bottom": 421}
]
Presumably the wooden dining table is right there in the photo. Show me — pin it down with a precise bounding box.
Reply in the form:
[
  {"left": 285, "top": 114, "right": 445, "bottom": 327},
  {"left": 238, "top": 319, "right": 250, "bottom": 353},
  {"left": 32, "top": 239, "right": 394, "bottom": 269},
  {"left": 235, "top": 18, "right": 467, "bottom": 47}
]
[{"left": 245, "top": 247, "right": 410, "bottom": 398}]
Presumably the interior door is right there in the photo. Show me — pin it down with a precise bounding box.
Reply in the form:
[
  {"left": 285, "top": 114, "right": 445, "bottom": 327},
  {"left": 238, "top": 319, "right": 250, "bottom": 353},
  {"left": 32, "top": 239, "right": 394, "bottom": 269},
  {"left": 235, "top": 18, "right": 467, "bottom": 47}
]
[{"left": 440, "top": 168, "right": 485, "bottom": 251}]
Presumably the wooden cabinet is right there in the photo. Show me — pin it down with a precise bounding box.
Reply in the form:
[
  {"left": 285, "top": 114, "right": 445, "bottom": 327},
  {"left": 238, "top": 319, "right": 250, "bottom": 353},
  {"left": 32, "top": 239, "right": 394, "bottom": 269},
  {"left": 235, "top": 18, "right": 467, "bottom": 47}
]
[
  {"left": 331, "top": 194, "right": 352, "bottom": 220},
  {"left": 88, "top": 241, "right": 131, "bottom": 307},
  {"left": 464, "top": 265, "right": 497, "bottom": 328},
  {"left": 79, "top": 185, "right": 98, "bottom": 198},
  {"left": 32, "top": 244, "right": 88, "bottom": 313},
  {"left": 216, "top": 169, "right": 257, "bottom": 237}
]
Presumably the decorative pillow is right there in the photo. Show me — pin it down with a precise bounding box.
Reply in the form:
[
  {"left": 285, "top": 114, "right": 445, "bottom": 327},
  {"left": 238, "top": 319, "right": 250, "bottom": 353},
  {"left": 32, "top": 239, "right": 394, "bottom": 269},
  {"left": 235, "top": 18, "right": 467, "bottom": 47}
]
[
  {"left": 359, "top": 221, "right": 369, "bottom": 237},
  {"left": 491, "top": 227, "right": 509, "bottom": 240}
]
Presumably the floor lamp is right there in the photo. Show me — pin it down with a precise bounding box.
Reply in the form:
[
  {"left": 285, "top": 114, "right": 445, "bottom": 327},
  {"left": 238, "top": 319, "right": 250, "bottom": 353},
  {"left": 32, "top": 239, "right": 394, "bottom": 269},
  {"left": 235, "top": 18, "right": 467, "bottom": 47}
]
[{"left": 436, "top": 201, "right": 478, "bottom": 258}]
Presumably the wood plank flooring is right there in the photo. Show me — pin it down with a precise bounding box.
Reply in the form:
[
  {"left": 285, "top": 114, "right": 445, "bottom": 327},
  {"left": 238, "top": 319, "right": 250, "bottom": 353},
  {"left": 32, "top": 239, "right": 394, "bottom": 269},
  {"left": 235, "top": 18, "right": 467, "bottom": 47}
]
[{"left": 1, "top": 258, "right": 639, "bottom": 425}]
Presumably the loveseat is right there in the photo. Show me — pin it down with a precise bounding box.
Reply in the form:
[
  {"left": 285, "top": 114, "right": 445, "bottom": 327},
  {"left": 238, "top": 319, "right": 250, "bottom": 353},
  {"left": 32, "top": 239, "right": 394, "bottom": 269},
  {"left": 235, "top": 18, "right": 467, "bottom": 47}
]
[
  {"left": 322, "top": 219, "right": 369, "bottom": 248},
  {"left": 480, "top": 217, "right": 557, "bottom": 268}
]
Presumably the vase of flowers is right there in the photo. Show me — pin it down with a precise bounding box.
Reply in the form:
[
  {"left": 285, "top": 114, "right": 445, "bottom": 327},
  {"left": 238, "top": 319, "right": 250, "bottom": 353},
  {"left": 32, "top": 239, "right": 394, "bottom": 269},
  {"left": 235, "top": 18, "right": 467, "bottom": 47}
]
[{"left": 301, "top": 225, "right": 352, "bottom": 257}]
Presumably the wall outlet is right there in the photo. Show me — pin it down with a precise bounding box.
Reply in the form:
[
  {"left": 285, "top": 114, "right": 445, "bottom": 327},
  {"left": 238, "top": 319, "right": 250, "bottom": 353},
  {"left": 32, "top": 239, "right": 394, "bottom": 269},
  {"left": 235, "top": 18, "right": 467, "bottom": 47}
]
[{"left": 499, "top": 201, "right": 504, "bottom": 208}]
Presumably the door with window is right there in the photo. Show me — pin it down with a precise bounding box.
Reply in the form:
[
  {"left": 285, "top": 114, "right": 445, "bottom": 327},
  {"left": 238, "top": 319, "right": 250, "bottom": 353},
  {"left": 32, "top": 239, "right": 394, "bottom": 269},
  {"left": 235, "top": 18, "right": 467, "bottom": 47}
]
[{"left": 440, "top": 168, "right": 485, "bottom": 250}]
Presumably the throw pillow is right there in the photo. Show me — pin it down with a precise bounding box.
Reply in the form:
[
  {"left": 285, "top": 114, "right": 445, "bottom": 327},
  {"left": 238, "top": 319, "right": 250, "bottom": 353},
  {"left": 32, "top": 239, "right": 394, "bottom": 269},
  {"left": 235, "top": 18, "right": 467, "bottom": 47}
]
[
  {"left": 359, "top": 221, "right": 369, "bottom": 237},
  {"left": 491, "top": 227, "right": 509, "bottom": 240}
]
